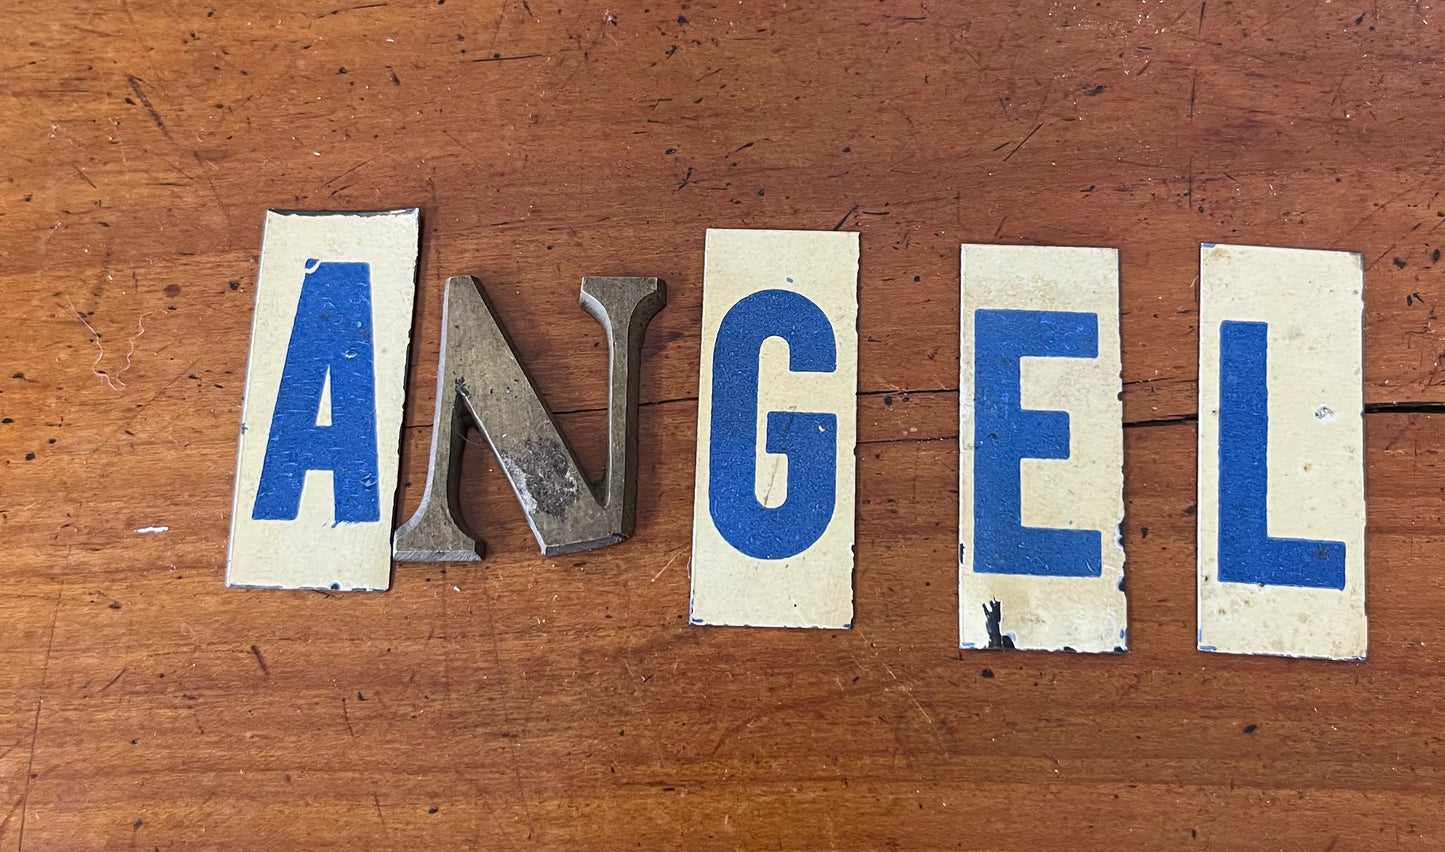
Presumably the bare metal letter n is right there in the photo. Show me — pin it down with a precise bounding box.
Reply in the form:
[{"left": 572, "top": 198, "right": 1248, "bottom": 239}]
[{"left": 393, "top": 275, "right": 666, "bottom": 561}]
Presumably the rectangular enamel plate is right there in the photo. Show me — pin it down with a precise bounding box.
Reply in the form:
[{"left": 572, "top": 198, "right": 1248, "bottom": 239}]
[
  {"left": 689, "top": 228, "right": 859, "bottom": 628},
  {"left": 959, "top": 244, "right": 1127, "bottom": 653},
  {"left": 1198, "top": 243, "right": 1366, "bottom": 659},
  {"left": 227, "top": 209, "right": 420, "bottom": 591}
]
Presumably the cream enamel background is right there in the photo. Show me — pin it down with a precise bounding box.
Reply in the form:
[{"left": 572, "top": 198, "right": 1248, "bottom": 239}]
[
  {"left": 226, "top": 210, "right": 420, "bottom": 591},
  {"left": 958, "top": 244, "right": 1127, "bottom": 652},
  {"left": 689, "top": 228, "right": 860, "bottom": 628},
  {"left": 1197, "top": 243, "right": 1366, "bottom": 660}
]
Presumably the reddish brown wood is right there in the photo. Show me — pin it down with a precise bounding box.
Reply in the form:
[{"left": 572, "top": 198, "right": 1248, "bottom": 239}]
[{"left": 3, "top": 0, "right": 1445, "bottom": 847}]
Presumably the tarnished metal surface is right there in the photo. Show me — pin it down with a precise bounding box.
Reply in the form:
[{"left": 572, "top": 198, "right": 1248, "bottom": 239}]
[{"left": 393, "top": 275, "right": 666, "bottom": 561}]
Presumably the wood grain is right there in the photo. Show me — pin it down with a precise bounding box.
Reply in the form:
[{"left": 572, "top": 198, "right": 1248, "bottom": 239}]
[{"left": 3, "top": 0, "right": 1445, "bottom": 847}]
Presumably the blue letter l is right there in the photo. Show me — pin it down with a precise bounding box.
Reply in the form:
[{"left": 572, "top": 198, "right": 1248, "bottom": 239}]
[{"left": 1217, "top": 320, "right": 1345, "bottom": 589}]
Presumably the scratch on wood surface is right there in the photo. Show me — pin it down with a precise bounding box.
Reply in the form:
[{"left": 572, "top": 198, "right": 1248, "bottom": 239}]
[
  {"left": 471, "top": 53, "right": 545, "bottom": 64},
  {"left": 901, "top": 685, "right": 933, "bottom": 725},
  {"left": 341, "top": 698, "right": 355, "bottom": 737},
  {"left": 249, "top": 644, "right": 270, "bottom": 677},
  {"left": 1367, "top": 244, "right": 1399, "bottom": 271},
  {"left": 323, "top": 156, "right": 376, "bottom": 188},
  {"left": 17, "top": 586, "right": 62, "bottom": 852},
  {"left": 371, "top": 792, "right": 387, "bottom": 832},
  {"left": 125, "top": 75, "right": 172, "bottom": 141},
  {"left": 651, "top": 549, "right": 684, "bottom": 582},
  {"left": 1002, "top": 123, "right": 1042, "bottom": 161},
  {"left": 64, "top": 294, "right": 145, "bottom": 391},
  {"left": 311, "top": 2, "right": 389, "bottom": 17},
  {"left": 99, "top": 667, "right": 126, "bottom": 693},
  {"left": 0, "top": 795, "right": 23, "bottom": 843},
  {"left": 706, "top": 713, "right": 760, "bottom": 758}
]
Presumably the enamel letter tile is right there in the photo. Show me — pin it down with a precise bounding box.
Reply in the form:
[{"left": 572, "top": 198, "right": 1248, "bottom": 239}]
[
  {"left": 227, "top": 209, "right": 420, "bottom": 591},
  {"left": 1198, "top": 243, "right": 1366, "bottom": 660},
  {"left": 689, "top": 228, "right": 859, "bottom": 629},
  {"left": 959, "top": 244, "right": 1127, "bottom": 653}
]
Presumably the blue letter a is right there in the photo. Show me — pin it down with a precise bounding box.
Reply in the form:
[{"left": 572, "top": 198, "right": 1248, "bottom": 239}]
[
  {"left": 253, "top": 260, "right": 381, "bottom": 523},
  {"left": 709, "top": 289, "right": 838, "bottom": 560},
  {"left": 1217, "top": 320, "right": 1345, "bottom": 589}
]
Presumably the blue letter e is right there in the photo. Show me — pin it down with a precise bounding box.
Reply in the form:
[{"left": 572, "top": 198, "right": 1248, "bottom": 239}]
[
  {"left": 252, "top": 260, "right": 381, "bottom": 523},
  {"left": 709, "top": 290, "right": 837, "bottom": 560},
  {"left": 973, "top": 309, "right": 1101, "bottom": 577},
  {"left": 1217, "top": 320, "right": 1345, "bottom": 589}
]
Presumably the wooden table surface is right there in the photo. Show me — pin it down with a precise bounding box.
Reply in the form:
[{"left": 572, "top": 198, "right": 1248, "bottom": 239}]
[{"left": 4, "top": 0, "right": 1444, "bottom": 848}]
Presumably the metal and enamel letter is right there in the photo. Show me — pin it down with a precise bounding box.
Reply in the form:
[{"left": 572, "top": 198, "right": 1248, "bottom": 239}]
[
  {"left": 958, "top": 244, "right": 1127, "bottom": 652},
  {"left": 392, "top": 275, "right": 666, "bottom": 561},
  {"left": 1198, "top": 243, "right": 1366, "bottom": 660},
  {"left": 689, "top": 228, "right": 859, "bottom": 629},
  {"left": 228, "top": 208, "right": 420, "bottom": 591}
]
